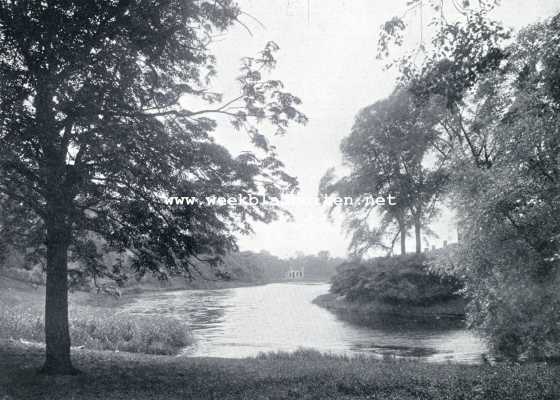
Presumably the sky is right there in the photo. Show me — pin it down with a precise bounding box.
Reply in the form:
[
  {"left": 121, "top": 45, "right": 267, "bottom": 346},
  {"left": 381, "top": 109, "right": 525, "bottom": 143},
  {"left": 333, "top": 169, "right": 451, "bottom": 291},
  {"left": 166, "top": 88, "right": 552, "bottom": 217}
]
[{"left": 205, "top": 0, "right": 560, "bottom": 259}]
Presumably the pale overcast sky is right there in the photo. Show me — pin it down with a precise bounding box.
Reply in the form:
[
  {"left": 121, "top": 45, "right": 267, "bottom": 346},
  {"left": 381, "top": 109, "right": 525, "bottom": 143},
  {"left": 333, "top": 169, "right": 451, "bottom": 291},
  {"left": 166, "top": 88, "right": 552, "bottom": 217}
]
[{"left": 207, "top": 0, "right": 560, "bottom": 259}]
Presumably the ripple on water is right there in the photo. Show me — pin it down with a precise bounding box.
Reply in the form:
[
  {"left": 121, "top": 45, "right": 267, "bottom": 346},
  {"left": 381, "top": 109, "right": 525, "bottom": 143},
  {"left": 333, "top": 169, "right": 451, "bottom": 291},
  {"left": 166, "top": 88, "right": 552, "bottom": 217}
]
[{"left": 120, "top": 282, "right": 487, "bottom": 363}]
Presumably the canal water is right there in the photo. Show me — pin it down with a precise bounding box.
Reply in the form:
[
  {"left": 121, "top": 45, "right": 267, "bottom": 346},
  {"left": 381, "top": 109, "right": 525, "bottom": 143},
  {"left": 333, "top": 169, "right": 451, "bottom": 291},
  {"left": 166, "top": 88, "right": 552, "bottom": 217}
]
[{"left": 121, "top": 282, "right": 486, "bottom": 363}]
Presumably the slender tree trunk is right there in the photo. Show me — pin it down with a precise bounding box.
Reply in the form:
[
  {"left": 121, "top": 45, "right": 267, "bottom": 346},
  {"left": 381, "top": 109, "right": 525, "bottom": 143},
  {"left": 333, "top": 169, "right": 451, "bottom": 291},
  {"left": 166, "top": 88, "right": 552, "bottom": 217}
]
[
  {"left": 40, "top": 206, "right": 77, "bottom": 375},
  {"left": 414, "top": 217, "right": 422, "bottom": 254},
  {"left": 398, "top": 218, "right": 406, "bottom": 255}
]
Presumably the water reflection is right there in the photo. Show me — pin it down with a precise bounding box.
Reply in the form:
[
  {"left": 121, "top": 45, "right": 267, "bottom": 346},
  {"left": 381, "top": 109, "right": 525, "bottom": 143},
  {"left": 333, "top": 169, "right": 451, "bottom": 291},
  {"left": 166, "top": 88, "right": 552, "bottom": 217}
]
[{"left": 121, "top": 282, "right": 486, "bottom": 363}]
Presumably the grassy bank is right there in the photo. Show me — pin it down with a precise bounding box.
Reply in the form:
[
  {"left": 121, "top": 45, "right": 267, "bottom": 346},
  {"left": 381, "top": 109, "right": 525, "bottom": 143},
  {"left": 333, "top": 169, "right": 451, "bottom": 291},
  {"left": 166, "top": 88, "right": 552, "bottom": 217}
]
[
  {"left": 313, "top": 293, "right": 466, "bottom": 328},
  {"left": 0, "top": 277, "right": 193, "bottom": 355},
  {"left": 1, "top": 340, "right": 559, "bottom": 399},
  {"left": 317, "top": 254, "right": 468, "bottom": 329}
]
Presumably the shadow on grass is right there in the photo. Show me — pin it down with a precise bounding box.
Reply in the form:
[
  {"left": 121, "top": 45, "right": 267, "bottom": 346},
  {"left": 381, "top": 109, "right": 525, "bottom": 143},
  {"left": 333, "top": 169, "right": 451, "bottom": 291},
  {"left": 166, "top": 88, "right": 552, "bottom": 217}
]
[{"left": 2, "top": 340, "right": 560, "bottom": 400}]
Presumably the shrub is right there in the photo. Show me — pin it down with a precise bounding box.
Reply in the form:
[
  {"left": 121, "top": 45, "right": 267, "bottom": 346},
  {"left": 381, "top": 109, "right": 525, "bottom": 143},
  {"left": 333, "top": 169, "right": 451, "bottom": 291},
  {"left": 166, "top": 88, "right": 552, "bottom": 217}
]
[
  {"left": 467, "top": 276, "right": 560, "bottom": 362},
  {"left": 330, "top": 254, "right": 462, "bottom": 306}
]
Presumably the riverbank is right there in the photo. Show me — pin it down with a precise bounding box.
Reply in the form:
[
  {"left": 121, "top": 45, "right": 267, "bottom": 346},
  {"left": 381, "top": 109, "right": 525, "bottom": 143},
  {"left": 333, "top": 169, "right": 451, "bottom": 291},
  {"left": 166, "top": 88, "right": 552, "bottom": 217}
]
[
  {"left": 122, "top": 276, "right": 269, "bottom": 294},
  {"left": 1, "top": 340, "right": 558, "bottom": 399},
  {"left": 313, "top": 292, "right": 467, "bottom": 327},
  {"left": 316, "top": 255, "right": 469, "bottom": 329},
  {"left": 0, "top": 277, "right": 193, "bottom": 355},
  {"left": 123, "top": 276, "right": 327, "bottom": 293},
  {"left": 0, "top": 275, "right": 305, "bottom": 357}
]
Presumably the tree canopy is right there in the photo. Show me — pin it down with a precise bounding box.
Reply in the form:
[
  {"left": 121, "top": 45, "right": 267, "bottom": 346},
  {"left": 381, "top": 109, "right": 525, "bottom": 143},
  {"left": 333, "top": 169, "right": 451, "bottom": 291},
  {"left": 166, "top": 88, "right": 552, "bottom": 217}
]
[
  {"left": 0, "top": 0, "right": 306, "bottom": 374},
  {"left": 320, "top": 89, "right": 446, "bottom": 257},
  {"left": 373, "top": 3, "right": 560, "bottom": 360}
]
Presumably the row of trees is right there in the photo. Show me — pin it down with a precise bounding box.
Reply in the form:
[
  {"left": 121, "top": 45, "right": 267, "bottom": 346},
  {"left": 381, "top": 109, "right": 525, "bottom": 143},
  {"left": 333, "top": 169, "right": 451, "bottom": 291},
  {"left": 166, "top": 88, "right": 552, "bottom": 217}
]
[
  {"left": 225, "top": 250, "right": 342, "bottom": 282},
  {"left": 0, "top": 245, "right": 341, "bottom": 289},
  {"left": 320, "top": 89, "right": 447, "bottom": 256},
  {"left": 324, "top": 1, "right": 560, "bottom": 360}
]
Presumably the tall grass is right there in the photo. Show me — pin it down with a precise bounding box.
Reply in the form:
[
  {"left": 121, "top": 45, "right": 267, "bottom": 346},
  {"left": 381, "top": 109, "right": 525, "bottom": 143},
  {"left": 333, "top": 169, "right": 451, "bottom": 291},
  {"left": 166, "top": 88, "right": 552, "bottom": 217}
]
[{"left": 0, "top": 298, "right": 193, "bottom": 355}]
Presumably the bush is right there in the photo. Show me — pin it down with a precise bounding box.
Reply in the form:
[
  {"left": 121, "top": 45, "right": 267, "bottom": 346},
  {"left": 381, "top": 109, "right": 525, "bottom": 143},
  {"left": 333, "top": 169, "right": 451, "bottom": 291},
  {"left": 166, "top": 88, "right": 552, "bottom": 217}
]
[
  {"left": 450, "top": 191, "right": 560, "bottom": 361},
  {"left": 466, "top": 273, "right": 560, "bottom": 362},
  {"left": 331, "top": 254, "right": 462, "bottom": 306},
  {"left": 1, "top": 265, "right": 45, "bottom": 285}
]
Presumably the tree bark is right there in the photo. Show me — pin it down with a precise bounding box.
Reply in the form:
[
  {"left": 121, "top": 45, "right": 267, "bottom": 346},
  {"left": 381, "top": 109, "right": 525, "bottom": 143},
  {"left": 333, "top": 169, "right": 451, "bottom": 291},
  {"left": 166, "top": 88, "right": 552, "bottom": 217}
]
[
  {"left": 398, "top": 218, "right": 406, "bottom": 255},
  {"left": 35, "top": 78, "right": 78, "bottom": 374},
  {"left": 414, "top": 217, "right": 422, "bottom": 254},
  {"left": 40, "top": 208, "right": 77, "bottom": 375}
]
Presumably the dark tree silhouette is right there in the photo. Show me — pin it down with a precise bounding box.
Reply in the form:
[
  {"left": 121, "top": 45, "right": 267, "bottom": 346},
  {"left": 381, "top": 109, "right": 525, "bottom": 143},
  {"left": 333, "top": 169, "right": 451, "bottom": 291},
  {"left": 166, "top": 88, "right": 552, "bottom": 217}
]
[
  {"left": 0, "top": 0, "right": 306, "bottom": 374},
  {"left": 320, "top": 89, "right": 445, "bottom": 257}
]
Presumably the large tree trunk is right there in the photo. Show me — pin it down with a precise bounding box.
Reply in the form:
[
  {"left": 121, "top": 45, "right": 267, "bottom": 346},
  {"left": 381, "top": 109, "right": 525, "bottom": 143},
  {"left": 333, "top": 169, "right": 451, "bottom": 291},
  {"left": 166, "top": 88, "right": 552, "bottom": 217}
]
[
  {"left": 40, "top": 199, "right": 77, "bottom": 374},
  {"left": 35, "top": 80, "right": 77, "bottom": 374}
]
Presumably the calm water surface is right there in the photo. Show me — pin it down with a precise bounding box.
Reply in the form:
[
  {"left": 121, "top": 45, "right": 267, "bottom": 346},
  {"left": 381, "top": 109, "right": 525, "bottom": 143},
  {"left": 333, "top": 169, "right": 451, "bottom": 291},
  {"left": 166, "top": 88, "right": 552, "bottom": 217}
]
[{"left": 121, "top": 282, "right": 486, "bottom": 363}]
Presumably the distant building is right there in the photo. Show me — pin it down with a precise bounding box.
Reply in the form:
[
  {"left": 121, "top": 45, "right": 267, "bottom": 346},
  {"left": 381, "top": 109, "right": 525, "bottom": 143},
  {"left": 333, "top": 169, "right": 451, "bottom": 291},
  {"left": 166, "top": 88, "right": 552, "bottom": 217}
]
[
  {"left": 423, "top": 241, "right": 457, "bottom": 253},
  {"left": 286, "top": 267, "right": 305, "bottom": 280}
]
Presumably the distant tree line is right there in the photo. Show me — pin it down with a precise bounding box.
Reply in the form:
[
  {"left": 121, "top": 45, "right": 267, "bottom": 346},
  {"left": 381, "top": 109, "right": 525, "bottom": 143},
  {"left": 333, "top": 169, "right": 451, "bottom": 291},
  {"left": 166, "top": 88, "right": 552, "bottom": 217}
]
[
  {"left": 223, "top": 250, "right": 343, "bottom": 282},
  {"left": 0, "top": 240, "right": 342, "bottom": 290}
]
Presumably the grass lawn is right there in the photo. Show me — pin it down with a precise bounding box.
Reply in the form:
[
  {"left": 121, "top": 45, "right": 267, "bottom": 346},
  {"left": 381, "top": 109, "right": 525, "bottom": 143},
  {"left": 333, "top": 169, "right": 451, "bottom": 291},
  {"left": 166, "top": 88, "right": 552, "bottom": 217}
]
[{"left": 1, "top": 340, "right": 559, "bottom": 400}]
